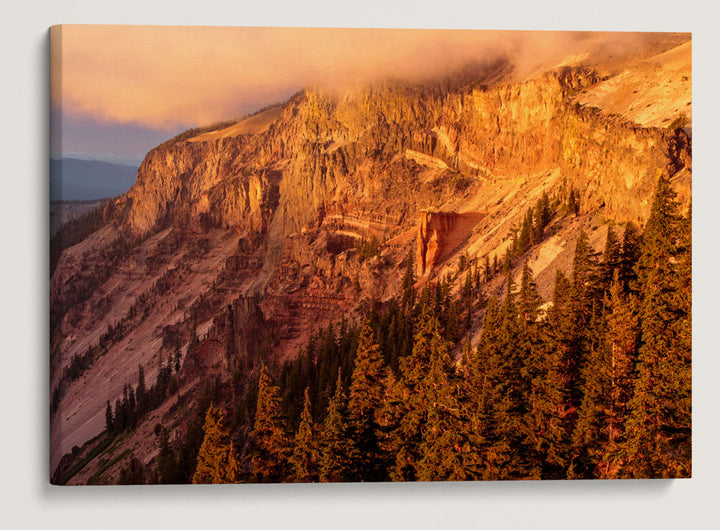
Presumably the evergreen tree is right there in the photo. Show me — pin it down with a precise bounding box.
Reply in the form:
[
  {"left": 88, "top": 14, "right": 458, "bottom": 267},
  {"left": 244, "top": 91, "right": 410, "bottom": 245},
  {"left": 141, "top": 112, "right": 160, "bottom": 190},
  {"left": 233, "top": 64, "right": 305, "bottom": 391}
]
[
  {"left": 534, "top": 190, "right": 552, "bottom": 242},
  {"left": 567, "top": 231, "right": 623, "bottom": 478},
  {"left": 118, "top": 456, "right": 145, "bottom": 485},
  {"left": 348, "top": 319, "right": 386, "bottom": 481},
  {"left": 388, "top": 305, "right": 438, "bottom": 480},
  {"left": 136, "top": 364, "right": 147, "bottom": 414},
  {"left": 568, "top": 340, "right": 612, "bottom": 479},
  {"left": 482, "top": 273, "right": 529, "bottom": 479},
  {"left": 174, "top": 345, "right": 182, "bottom": 373},
  {"left": 518, "top": 210, "right": 533, "bottom": 252},
  {"left": 251, "top": 365, "right": 291, "bottom": 482},
  {"left": 566, "top": 231, "right": 601, "bottom": 410},
  {"left": 458, "top": 252, "right": 469, "bottom": 272},
  {"left": 516, "top": 265, "right": 567, "bottom": 478},
  {"left": 192, "top": 404, "right": 239, "bottom": 484},
  {"left": 415, "top": 323, "right": 473, "bottom": 481},
  {"left": 127, "top": 386, "right": 137, "bottom": 429},
  {"left": 600, "top": 273, "right": 641, "bottom": 477},
  {"left": 522, "top": 329, "right": 568, "bottom": 479},
  {"left": 105, "top": 400, "right": 114, "bottom": 434},
  {"left": 601, "top": 225, "right": 621, "bottom": 292},
  {"left": 289, "top": 388, "right": 319, "bottom": 482},
  {"left": 620, "top": 175, "right": 691, "bottom": 478},
  {"left": 618, "top": 222, "right": 643, "bottom": 293},
  {"left": 567, "top": 188, "right": 580, "bottom": 215},
  {"left": 113, "top": 398, "right": 124, "bottom": 432},
  {"left": 518, "top": 262, "right": 543, "bottom": 323},
  {"left": 401, "top": 248, "right": 416, "bottom": 312},
  {"left": 319, "top": 372, "right": 357, "bottom": 482},
  {"left": 375, "top": 368, "right": 404, "bottom": 476},
  {"left": 157, "top": 428, "right": 179, "bottom": 484}
]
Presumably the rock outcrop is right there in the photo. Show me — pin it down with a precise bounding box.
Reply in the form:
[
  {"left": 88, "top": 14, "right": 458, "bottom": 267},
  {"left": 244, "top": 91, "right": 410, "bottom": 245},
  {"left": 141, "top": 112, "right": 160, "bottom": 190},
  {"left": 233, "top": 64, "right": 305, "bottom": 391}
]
[{"left": 417, "top": 211, "right": 484, "bottom": 276}]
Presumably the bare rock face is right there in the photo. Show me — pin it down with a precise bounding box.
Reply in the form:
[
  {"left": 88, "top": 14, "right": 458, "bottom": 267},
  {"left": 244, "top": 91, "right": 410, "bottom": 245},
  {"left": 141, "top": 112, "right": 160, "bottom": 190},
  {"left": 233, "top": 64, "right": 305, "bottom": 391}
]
[
  {"left": 433, "top": 67, "right": 682, "bottom": 226},
  {"left": 416, "top": 211, "right": 485, "bottom": 276},
  {"left": 118, "top": 62, "right": 688, "bottom": 255},
  {"left": 121, "top": 137, "right": 280, "bottom": 236}
]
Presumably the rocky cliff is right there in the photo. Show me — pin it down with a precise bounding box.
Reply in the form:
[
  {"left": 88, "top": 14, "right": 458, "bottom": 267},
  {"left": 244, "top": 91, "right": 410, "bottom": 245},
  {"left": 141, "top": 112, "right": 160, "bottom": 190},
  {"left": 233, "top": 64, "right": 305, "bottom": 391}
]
[{"left": 119, "top": 55, "right": 688, "bottom": 264}]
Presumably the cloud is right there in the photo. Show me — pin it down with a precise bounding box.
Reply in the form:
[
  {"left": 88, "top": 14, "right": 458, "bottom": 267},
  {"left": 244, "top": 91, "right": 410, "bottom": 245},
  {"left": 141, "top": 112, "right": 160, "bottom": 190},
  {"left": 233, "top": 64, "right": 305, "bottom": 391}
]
[{"left": 51, "top": 26, "right": 687, "bottom": 130}]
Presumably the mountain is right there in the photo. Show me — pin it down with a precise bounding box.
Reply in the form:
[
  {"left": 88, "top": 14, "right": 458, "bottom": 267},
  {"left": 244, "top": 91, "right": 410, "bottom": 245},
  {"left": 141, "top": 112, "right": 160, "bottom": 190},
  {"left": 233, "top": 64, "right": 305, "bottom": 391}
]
[
  {"left": 49, "top": 36, "right": 691, "bottom": 484},
  {"left": 50, "top": 157, "right": 139, "bottom": 201}
]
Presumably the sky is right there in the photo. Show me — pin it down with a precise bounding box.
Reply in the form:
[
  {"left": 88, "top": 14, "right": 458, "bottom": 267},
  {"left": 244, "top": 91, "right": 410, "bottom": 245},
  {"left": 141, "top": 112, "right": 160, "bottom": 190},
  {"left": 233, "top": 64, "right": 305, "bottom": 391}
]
[{"left": 50, "top": 25, "right": 681, "bottom": 165}]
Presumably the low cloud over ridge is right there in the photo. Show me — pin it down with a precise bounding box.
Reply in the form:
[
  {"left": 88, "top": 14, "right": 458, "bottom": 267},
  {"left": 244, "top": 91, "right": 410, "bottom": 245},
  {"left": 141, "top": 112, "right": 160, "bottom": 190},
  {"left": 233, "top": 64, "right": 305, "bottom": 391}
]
[{"left": 51, "top": 26, "right": 687, "bottom": 132}]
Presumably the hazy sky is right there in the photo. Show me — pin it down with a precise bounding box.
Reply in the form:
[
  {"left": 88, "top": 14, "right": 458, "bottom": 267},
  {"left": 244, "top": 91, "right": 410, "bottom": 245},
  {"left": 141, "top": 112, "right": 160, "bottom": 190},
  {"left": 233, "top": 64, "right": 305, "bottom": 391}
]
[{"left": 50, "top": 25, "right": 676, "bottom": 164}]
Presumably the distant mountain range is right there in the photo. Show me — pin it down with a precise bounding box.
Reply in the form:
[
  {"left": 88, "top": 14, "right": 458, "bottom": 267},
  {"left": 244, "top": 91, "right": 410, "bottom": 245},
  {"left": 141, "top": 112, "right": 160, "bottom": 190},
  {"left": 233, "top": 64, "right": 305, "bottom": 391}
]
[{"left": 50, "top": 157, "right": 138, "bottom": 201}]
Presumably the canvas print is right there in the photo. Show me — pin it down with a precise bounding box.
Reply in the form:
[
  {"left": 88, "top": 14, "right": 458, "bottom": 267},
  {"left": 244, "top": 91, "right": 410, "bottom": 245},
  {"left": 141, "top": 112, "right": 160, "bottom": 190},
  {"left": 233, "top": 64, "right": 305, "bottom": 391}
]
[{"left": 50, "top": 26, "right": 691, "bottom": 485}]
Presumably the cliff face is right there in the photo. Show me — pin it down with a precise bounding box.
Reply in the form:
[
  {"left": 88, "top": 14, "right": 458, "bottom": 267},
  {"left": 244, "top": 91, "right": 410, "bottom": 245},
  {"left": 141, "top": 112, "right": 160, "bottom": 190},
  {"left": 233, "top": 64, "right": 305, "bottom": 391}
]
[
  {"left": 50, "top": 40, "right": 692, "bottom": 482},
  {"left": 122, "top": 136, "right": 277, "bottom": 235},
  {"left": 434, "top": 67, "right": 679, "bottom": 225},
  {"left": 120, "top": 61, "right": 686, "bottom": 259}
]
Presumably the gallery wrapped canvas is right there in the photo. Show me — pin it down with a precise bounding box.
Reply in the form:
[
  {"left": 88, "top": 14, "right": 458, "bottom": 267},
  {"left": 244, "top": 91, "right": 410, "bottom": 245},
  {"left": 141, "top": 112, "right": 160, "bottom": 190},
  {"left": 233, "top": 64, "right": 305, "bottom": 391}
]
[{"left": 50, "top": 25, "right": 691, "bottom": 485}]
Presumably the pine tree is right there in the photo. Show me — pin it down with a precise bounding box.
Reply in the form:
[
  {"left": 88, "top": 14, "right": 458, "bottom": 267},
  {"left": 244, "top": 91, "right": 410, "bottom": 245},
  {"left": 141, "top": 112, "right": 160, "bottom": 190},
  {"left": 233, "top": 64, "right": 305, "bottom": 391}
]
[
  {"left": 157, "top": 428, "right": 179, "bottom": 484},
  {"left": 375, "top": 368, "right": 403, "bottom": 477},
  {"left": 173, "top": 345, "right": 182, "bottom": 373},
  {"left": 415, "top": 323, "right": 472, "bottom": 481},
  {"left": 620, "top": 174, "right": 691, "bottom": 478},
  {"left": 192, "top": 404, "right": 239, "bottom": 484},
  {"left": 389, "top": 305, "right": 437, "bottom": 480},
  {"left": 348, "top": 319, "right": 386, "bottom": 481},
  {"left": 518, "top": 210, "right": 533, "bottom": 252},
  {"left": 569, "top": 340, "right": 612, "bottom": 479},
  {"left": 601, "top": 225, "right": 621, "bottom": 292},
  {"left": 467, "top": 296, "right": 499, "bottom": 433},
  {"left": 618, "top": 222, "right": 642, "bottom": 293},
  {"left": 517, "top": 266, "right": 568, "bottom": 479},
  {"left": 566, "top": 231, "right": 601, "bottom": 412},
  {"left": 401, "top": 248, "right": 416, "bottom": 312},
  {"left": 251, "top": 365, "right": 291, "bottom": 482},
  {"left": 462, "top": 270, "right": 472, "bottom": 304},
  {"left": 522, "top": 328, "right": 568, "bottom": 479},
  {"left": 534, "top": 190, "right": 552, "bottom": 243},
  {"left": 118, "top": 456, "right": 146, "bottom": 485},
  {"left": 105, "top": 400, "right": 114, "bottom": 434},
  {"left": 484, "top": 272, "right": 529, "bottom": 479},
  {"left": 458, "top": 252, "right": 469, "bottom": 272},
  {"left": 567, "top": 188, "right": 580, "bottom": 215},
  {"left": 518, "top": 262, "right": 543, "bottom": 323},
  {"left": 319, "top": 372, "right": 357, "bottom": 482},
  {"left": 566, "top": 230, "right": 621, "bottom": 478},
  {"left": 127, "top": 386, "right": 137, "bottom": 428},
  {"left": 136, "top": 364, "right": 147, "bottom": 414},
  {"left": 289, "top": 388, "right": 319, "bottom": 482},
  {"left": 600, "top": 272, "right": 641, "bottom": 477}
]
